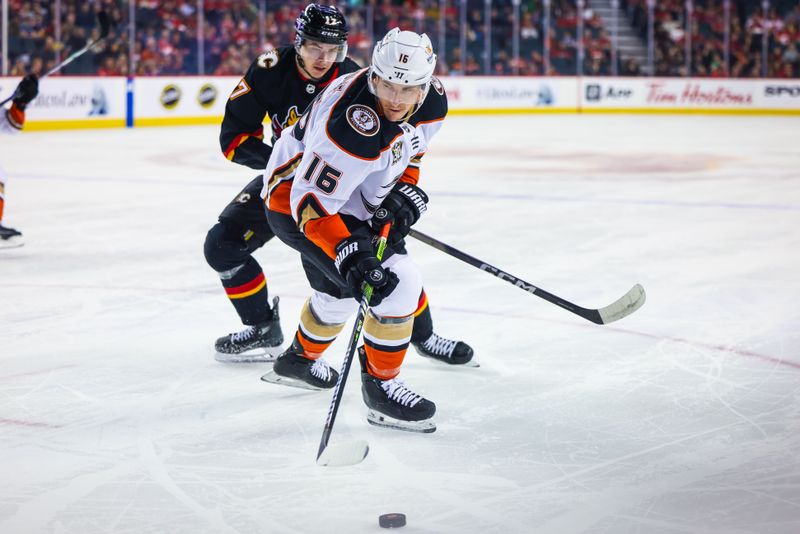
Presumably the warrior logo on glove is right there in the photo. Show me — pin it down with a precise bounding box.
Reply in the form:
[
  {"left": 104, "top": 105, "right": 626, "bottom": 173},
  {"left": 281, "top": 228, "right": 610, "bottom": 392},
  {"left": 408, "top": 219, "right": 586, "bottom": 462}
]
[{"left": 372, "top": 182, "right": 429, "bottom": 245}]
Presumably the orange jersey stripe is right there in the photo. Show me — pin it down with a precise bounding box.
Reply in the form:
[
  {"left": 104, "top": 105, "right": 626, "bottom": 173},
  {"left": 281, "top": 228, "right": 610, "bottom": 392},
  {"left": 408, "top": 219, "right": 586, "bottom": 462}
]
[
  {"left": 302, "top": 210, "right": 352, "bottom": 260},
  {"left": 6, "top": 104, "right": 25, "bottom": 129},
  {"left": 268, "top": 180, "right": 292, "bottom": 215},
  {"left": 400, "top": 166, "right": 420, "bottom": 185}
]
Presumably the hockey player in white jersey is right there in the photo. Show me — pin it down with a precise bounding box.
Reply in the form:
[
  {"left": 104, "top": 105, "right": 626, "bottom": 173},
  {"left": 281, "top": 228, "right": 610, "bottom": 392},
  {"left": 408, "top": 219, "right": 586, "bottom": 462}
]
[
  {"left": 1, "top": 74, "right": 38, "bottom": 249},
  {"left": 262, "top": 28, "right": 446, "bottom": 432}
]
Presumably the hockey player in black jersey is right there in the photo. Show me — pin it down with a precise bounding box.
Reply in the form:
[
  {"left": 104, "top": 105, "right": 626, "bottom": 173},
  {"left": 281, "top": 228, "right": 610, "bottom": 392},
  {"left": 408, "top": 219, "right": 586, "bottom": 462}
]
[
  {"left": 205, "top": 4, "right": 357, "bottom": 362},
  {"left": 204, "top": 4, "right": 474, "bottom": 367}
]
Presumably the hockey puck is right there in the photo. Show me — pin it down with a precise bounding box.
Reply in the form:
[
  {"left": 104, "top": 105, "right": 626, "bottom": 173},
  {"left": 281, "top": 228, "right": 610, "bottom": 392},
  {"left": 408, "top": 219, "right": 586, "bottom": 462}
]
[{"left": 378, "top": 513, "right": 406, "bottom": 528}]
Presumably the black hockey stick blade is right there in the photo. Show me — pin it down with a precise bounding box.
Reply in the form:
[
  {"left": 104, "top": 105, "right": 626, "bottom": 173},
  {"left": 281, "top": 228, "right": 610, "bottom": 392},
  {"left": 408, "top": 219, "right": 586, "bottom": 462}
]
[
  {"left": 408, "top": 229, "right": 646, "bottom": 325},
  {"left": 38, "top": 11, "right": 112, "bottom": 79},
  {"left": 97, "top": 11, "right": 112, "bottom": 39}
]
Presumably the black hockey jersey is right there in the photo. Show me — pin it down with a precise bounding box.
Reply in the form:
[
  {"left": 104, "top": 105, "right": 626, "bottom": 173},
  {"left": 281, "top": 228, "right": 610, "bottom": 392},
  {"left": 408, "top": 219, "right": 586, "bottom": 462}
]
[{"left": 220, "top": 46, "right": 361, "bottom": 170}]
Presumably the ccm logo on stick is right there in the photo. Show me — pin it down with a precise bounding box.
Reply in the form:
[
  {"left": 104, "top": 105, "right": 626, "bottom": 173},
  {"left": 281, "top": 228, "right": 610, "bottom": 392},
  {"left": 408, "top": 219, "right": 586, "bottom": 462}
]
[{"left": 480, "top": 264, "right": 539, "bottom": 293}]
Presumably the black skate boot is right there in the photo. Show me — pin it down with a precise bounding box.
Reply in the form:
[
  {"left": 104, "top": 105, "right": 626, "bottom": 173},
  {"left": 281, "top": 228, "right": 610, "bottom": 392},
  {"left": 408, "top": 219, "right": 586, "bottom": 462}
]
[
  {"left": 260, "top": 339, "right": 339, "bottom": 391},
  {"left": 215, "top": 297, "right": 284, "bottom": 362},
  {"left": 412, "top": 332, "right": 477, "bottom": 367},
  {"left": 359, "top": 347, "right": 436, "bottom": 433},
  {"left": 0, "top": 223, "right": 24, "bottom": 249}
]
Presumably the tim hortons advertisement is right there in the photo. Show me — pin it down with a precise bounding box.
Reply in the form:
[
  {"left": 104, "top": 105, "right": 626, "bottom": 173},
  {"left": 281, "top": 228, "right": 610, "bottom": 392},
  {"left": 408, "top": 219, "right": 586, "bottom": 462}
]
[
  {"left": 580, "top": 78, "right": 776, "bottom": 111},
  {"left": 440, "top": 76, "right": 578, "bottom": 111},
  {"left": 644, "top": 80, "right": 755, "bottom": 107},
  {"left": 1, "top": 76, "right": 127, "bottom": 125},
  {"left": 134, "top": 76, "right": 239, "bottom": 124}
]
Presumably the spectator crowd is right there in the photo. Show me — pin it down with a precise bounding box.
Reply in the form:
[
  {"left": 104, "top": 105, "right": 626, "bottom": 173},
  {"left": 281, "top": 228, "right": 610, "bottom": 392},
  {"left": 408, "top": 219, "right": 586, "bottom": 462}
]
[
  {"left": 2, "top": 0, "right": 798, "bottom": 78},
  {"left": 624, "top": 0, "right": 799, "bottom": 77}
]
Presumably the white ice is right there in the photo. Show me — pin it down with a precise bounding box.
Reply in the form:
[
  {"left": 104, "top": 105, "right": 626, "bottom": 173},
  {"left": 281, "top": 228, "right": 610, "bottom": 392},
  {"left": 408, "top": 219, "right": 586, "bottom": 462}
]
[{"left": 1, "top": 114, "right": 799, "bottom": 533}]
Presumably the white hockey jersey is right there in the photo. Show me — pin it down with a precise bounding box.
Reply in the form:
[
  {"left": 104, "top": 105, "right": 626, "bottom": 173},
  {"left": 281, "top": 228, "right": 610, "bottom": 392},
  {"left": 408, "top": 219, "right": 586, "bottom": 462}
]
[{"left": 262, "top": 68, "right": 448, "bottom": 258}]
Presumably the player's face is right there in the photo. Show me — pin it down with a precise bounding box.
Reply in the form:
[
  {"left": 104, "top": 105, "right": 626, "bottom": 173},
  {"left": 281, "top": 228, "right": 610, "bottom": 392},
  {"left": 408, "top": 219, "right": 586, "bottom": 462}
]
[
  {"left": 298, "top": 40, "right": 340, "bottom": 78},
  {"left": 373, "top": 77, "right": 425, "bottom": 121}
]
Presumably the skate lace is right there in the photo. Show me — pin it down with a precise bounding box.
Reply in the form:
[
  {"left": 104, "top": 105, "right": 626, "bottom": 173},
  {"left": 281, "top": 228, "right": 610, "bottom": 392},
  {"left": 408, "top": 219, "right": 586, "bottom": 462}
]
[
  {"left": 310, "top": 358, "right": 333, "bottom": 381},
  {"left": 230, "top": 326, "right": 257, "bottom": 343},
  {"left": 422, "top": 333, "right": 456, "bottom": 357},
  {"left": 381, "top": 378, "right": 422, "bottom": 407}
]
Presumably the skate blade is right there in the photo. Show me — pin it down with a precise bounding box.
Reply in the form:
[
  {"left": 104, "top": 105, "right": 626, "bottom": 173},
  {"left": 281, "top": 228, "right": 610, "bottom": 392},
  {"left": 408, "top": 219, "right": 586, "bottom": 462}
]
[
  {"left": 418, "top": 352, "right": 480, "bottom": 368},
  {"left": 260, "top": 370, "right": 324, "bottom": 391},
  {"left": 317, "top": 440, "right": 370, "bottom": 467},
  {"left": 366, "top": 409, "right": 436, "bottom": 433},
  {"left": 0, "top": 239, "right": 24, "bottom": 250},
  {"left": 215, "top": 345, "right": 283, "bottom": 363}
]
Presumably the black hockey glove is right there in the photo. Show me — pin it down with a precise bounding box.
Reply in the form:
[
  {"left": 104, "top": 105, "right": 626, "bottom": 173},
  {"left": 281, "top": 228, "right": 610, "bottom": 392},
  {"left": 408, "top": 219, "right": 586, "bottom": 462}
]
[
  {"left": 372, "top": 182, "right": 428, "bottom": 244},
  {"left": 334, "top": 236, "right": 399, "bottom": 306},
  {"left": 12, "top": 74, "right": 39, "bottom": 110}
]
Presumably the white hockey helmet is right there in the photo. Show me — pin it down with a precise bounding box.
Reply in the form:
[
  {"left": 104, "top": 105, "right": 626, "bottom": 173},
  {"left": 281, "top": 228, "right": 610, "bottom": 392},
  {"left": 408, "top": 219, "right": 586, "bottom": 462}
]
[{"left": 368, "top": 28, "right": 437, "bottom": 106}]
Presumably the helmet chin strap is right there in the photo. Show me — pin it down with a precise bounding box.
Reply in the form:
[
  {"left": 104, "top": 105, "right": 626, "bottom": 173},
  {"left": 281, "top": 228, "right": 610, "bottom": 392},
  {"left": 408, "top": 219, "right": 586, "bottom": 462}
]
[
  {"left": 295, "top": 54, "right": 323, "bottom": 82},
  {"left": 402, "top": 105, "right": 417, "bottom": 123}
]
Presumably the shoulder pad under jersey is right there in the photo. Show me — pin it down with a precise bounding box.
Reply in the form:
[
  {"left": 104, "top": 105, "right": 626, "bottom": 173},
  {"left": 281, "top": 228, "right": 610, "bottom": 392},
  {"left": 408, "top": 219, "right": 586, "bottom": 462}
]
[
  {"left": 339, "top": 57, "right": 362, "bottom": 75},
  {"left": 324, "top": 71, "right": 404, "bottom": 161},
  {"left": 409, "top": 76, "right": 448, "bottom": 127}
]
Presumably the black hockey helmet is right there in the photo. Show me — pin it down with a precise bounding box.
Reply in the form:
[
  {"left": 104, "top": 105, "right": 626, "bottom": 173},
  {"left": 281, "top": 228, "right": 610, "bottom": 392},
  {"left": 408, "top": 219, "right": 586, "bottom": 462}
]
[{"left": 295, "top": 4, "right": 348, "bottom": 46}]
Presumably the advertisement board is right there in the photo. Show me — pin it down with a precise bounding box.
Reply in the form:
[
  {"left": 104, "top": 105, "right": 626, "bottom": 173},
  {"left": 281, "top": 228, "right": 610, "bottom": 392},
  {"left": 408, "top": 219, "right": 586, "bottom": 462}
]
[
  {"left": 1, "top": 76, "right": 127, "bottom": 130},
  {"left": 759, "top": 81, "right": 800, "bottom": 109},
  {"left": 133, "top": 76, "right": 239, "bottom": 126},
  {"left": 580, "top": 77, "right": 800, "bottom": 113},
  {"left": 3, "top": 75, "right": 798, "bottom": 131},
  {"left": 441, "top": 76, "right": 578, "bottom": 113}
]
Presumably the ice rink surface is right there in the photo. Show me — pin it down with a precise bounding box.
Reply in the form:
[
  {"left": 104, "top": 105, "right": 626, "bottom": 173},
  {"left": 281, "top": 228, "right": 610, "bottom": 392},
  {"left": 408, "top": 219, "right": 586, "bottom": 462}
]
[{"left": 1, "top": 113, "right": 799, "bottom": 533}]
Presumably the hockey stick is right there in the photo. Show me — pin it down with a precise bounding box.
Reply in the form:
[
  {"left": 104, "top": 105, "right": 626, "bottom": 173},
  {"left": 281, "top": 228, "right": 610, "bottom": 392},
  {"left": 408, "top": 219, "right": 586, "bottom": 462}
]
[
  {"left": 316, "top": 222, "right": 392, "bottom": 467},
  {"left": 408, "top": 229, "right": 646, "bottom": 325},
  {"left": 1, "top": 11, "right": 111, "bottom": 107}
]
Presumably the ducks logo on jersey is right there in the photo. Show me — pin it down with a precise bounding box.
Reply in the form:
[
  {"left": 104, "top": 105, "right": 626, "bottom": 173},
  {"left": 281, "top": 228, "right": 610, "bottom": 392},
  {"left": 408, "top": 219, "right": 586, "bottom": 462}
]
[
  {"left": 391, "top": 140, "right": 404, "bottom": 165},
  {"left": 346, "top": 104, "right": 380, "bottom": 137}
]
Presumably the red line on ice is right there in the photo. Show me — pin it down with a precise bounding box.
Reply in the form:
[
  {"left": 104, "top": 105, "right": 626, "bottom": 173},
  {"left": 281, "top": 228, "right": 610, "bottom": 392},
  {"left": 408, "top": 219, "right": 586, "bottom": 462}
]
[{"left": 0, "top": 418, "right": 61, "bottom": 428}]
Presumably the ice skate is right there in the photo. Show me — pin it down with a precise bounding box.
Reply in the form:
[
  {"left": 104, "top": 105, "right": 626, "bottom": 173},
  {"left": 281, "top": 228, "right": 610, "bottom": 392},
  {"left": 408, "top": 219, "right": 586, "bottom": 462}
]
[
  {"left": 359, "top": 347, "right": 436, "bottom": 433},
  {"left": 413, "top": 332, "right": 478, "bottom": 367},
  {"left": 0, "top": 224, "right": 24, "bottom": 249},
  {"left": 215, "top": 297, "right": 284, "bottom": 362},
  {"left": 260, "top": 340, "right": 338, "bottom": 391}
]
